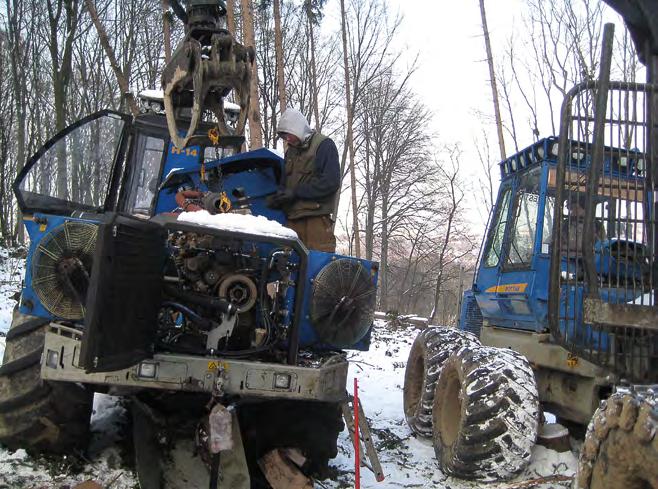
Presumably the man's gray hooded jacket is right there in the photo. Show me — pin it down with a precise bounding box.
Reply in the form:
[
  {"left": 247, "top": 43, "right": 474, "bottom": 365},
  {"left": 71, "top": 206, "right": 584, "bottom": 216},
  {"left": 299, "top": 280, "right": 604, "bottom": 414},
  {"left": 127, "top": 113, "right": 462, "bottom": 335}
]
[{"left": 277, "top": 109, "right": 340, "bottom": 220}]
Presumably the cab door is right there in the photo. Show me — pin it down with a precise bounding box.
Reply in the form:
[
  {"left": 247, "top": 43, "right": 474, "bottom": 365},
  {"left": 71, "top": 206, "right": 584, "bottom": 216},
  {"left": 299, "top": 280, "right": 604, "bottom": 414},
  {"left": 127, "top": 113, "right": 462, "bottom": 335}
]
[
  {"left": 494, "top": 167, "right": 545, "bottom": 331},
  {"left": 475, "top": 167, "right": 546, "bottom": 331},
  {"left": 13, "top": 110, "right": 131, "bottom": 216}
]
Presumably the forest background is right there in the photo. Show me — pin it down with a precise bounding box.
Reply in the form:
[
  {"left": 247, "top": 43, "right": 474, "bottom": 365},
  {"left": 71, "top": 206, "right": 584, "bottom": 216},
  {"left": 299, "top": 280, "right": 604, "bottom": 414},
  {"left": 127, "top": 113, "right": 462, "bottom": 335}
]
[{"left": 0, "top": 0, "right": 642, "bottom": 322}]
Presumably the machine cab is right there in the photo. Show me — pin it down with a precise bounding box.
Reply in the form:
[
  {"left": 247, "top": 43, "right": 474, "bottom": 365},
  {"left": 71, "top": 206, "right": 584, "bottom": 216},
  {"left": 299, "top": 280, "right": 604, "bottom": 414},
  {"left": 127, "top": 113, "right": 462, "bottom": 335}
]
[
  {"left": 473, "top": 137, "right": 650, "bottom": 336},
  {"left": 11, "top": 106, "right": 286, "bottom": 327}
]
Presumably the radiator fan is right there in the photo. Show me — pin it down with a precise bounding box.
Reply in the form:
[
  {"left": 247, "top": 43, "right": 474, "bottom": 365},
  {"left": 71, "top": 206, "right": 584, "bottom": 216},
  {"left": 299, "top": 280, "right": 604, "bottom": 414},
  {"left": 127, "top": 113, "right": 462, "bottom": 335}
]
[
  {"left": 31, "top": 221, "right": 98, "bottom": 320},
  {"left": 309, "top": 258, "right": 376, "bottom": 348}
]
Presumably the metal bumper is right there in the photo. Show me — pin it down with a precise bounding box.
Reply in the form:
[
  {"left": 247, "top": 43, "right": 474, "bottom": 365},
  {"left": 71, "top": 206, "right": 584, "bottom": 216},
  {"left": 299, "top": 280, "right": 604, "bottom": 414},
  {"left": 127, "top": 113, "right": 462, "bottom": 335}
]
[{"left": 41, "top": 325, "right": 348, "bottom": 403}]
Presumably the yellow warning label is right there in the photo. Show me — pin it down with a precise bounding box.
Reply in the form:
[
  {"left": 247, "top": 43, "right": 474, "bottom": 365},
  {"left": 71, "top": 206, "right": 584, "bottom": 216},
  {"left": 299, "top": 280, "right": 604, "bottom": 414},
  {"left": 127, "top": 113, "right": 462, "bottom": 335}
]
[
  {"left": 207, "top": 361, "right": 229, "bottom": 372},
  {"left": 485, "top": 283, "right": 528, "bottom": 294},
  {"left": 567, "top": 354, "right": 579, "bottom": 368},
  {"left": 39, "top": 224, "right": 47, "bottom": 232}
]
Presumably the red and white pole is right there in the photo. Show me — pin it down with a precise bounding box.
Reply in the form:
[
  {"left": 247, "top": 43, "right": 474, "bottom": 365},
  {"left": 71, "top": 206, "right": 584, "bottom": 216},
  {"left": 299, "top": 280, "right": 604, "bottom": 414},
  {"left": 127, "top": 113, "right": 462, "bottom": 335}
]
[{"left": 354, "top": 377, "right": 360, "bottom": 489}]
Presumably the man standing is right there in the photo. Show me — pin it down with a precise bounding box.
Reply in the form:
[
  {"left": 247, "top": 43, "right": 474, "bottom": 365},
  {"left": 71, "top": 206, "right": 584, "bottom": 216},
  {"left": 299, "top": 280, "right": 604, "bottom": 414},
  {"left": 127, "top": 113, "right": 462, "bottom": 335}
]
[{"left": 267, "top": 108, "right": 340, "bottom": 252}]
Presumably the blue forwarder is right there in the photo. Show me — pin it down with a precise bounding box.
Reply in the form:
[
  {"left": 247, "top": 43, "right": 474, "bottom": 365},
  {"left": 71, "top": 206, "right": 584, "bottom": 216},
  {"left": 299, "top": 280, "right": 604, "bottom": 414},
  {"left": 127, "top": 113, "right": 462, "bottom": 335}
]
[
  {"left": 404, "top": 6, "right": 658, "bottom": 489},
  {"left": 0, "top": 3, "right": 382, "bottom": 486},
  {"left": 0, "top": 100, "right": 381, "bottom": 488}
]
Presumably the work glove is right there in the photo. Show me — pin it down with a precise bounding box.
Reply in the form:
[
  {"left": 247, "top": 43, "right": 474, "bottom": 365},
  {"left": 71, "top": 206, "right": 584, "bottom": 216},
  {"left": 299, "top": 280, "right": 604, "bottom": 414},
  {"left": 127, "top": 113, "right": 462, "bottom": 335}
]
[{"left": 266, "top": 188, "right": 295, "bottom": 209}]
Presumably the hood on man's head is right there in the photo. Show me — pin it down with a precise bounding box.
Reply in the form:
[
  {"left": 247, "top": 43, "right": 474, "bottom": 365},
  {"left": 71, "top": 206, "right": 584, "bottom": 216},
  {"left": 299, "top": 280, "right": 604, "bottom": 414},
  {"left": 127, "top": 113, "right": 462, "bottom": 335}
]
[{"left": 278, "top": 108, "right": 314, "bottom": 142}]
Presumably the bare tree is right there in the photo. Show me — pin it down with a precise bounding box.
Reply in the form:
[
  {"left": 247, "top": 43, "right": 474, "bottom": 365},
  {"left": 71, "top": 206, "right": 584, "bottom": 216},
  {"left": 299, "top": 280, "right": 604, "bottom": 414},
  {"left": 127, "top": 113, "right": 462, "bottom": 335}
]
[
  {"left": 272, "top": 0, "right": 286, "bottom": 112},
  {"left": 304, "top": 0, "right": 325, "bottom": 131},
  {"left": 479, "top": 0, "right": 506, "bottom": 160},
  {"left": 429, "top": 147, "right": 472, "bottom": 323},
  {"left": 83, "top": 0, "right": 139, "bottom": 115},
  {"left": 241, "top": 0, "right": 263, "bottom": 149},
  {"left": 226, "top": 0, "right": 236, "bottom": 34},
  {"left": 340, "top": 0, "right": 360, "bottom": 257},
  {"left": 162, "top": 0, "right": 171, "bottom": 63}
]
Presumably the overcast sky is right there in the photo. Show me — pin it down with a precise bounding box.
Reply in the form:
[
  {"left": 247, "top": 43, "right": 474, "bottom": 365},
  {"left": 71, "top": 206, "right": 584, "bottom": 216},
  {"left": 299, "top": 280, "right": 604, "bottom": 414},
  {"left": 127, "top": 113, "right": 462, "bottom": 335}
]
[{"left": 365, "top": 0, "right": 632, "bottom": 227}]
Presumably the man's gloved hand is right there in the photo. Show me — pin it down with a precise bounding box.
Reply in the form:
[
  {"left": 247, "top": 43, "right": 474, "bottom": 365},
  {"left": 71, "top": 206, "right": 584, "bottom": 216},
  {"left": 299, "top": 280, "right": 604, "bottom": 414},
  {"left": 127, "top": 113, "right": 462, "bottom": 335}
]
[{"left": 266, "top": 188, "right": 295, "bottom": 209}]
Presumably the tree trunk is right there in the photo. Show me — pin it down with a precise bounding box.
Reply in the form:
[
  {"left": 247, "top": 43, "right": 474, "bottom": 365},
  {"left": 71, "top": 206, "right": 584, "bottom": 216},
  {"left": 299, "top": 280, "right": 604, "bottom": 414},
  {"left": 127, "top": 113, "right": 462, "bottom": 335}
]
[
  {"left": 47, "top": 0, "right": 81, "bottom": 200},
  {"left": 272, "top": 0, "right": 286, "bottom": 113},
  {"left": 430, "top": 176, "right": 458, "bottom": 323},
  {"left": 479, "top": 0, "right": 506, "bottom": 160},
  {"left": 84, "top": 0, "right": 139, "bottom": 116},
  {"left": 340, "top": 0, "right": 361, "bottom": 258},
  {"left": 379, "top": 193, "right": 389, "bottom": 311},
  {"left": 306, "top": 0, "right": 321, "bottom": 131},
  {"left": 240, "top": 0, "right": 263, "bottom": 149},
  {"left": 6, "top": 0, "right": 26, "bottom": 242},
  {"left": 162, "top": 0, "right": 171, "bottom": 63},
  {"left": 53, "top": 77, "right": 68, "bottom": 199},
  {"left": 226, "top": 0, "right": 236, "bottom": 35}
]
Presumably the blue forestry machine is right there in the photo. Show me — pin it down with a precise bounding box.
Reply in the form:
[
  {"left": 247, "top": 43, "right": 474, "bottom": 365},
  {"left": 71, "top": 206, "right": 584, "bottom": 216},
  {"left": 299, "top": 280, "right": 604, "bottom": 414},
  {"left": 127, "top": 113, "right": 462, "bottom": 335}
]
[
  {"left": 403, "top": 1, "right": 658, "bottom": 488},
  {"left": 0, "top": 1, "right": 382, "bottom": 488}
]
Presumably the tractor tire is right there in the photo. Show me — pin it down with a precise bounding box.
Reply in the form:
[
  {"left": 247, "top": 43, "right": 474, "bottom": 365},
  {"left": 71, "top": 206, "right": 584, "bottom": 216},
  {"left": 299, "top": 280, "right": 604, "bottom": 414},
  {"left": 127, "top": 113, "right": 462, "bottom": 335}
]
[
  {"left": 432, "top": 345, "right": 539, "bottom": 481},
  {"left": 577, "top": 391, "right": 658, "bottom": 489},
  {"left": 403, "top": 327, "right": 479, "bottom": 437},
  {"left": 0, "top": 310, "right": 93, "bottom": 453}
]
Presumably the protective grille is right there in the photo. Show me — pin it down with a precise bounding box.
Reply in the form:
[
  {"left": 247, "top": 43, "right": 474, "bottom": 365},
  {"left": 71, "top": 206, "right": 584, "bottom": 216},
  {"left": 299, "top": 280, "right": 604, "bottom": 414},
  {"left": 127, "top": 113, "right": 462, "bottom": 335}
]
[
  {"left": 31, "top": 221, "right": 98, "bottom": 320},
  {"left": 548, "top": 80, "right": 658, "bottom": 383},
  {"left": 460, "top": 291, "right": 483, "bottom": 338},
  {"left": 310, "top": 258, "right": 376, "bottom": 349}
]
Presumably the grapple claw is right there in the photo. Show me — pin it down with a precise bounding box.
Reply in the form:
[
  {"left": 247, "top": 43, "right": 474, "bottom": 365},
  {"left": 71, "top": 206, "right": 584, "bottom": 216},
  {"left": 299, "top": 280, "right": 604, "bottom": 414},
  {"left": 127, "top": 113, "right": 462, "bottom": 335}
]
[{"left": 162, "top": 2, "right": 253, "bottom": 149}]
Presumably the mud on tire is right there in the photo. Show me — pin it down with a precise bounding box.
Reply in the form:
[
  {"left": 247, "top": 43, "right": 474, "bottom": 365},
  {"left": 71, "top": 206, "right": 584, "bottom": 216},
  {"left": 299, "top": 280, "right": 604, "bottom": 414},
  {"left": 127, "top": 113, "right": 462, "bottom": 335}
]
[
  {"left": 0, "top": 311, "right": 93, "bottom": 453},
  {"left": 577, "top": 390, "right": 658, "bottom": 489},
  {"left": 432, "top": 345, "right": 539, "bottom": 481},
  {"left": 403, "top": 327, "right": 479, "bottom": 437}
]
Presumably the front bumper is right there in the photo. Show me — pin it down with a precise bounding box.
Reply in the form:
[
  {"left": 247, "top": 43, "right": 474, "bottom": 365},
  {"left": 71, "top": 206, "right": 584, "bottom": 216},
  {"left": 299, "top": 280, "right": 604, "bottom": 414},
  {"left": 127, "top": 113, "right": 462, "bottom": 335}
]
[{"left": 41, "top": 324, "right": 348, "bottom": 402}]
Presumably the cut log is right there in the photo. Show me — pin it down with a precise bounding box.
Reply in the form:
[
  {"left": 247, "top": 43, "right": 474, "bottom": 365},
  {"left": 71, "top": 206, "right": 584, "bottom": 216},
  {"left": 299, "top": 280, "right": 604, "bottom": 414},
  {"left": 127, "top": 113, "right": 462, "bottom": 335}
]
[
  {"left": 258, "top": 449, "right": 313, "bottom": 489},
  {"left": 537, "top": 423, "right": 571, "bottom": 452}
]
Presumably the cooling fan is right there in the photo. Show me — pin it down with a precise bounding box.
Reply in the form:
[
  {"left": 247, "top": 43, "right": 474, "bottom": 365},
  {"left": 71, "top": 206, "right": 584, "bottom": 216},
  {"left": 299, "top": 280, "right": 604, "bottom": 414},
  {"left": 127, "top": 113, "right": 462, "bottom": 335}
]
[
  {"left": 31, "top": 221, "right": 98, "bottom": 320},
  {"left": 309, "top": 258, "right": 376, "bottom": 349}
]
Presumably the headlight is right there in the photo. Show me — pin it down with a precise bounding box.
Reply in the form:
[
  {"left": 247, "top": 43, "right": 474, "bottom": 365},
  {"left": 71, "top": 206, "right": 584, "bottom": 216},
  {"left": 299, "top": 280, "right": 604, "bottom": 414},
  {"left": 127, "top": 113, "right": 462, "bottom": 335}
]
[
  {"left": 45, "top": 349, "right": 59, "bottom": 368},
  {"left": 138, "top": 362, "right": 157, "bottom": 378},
  {"left": 273, "top": 373, "right": 291, "bottom": 389}
]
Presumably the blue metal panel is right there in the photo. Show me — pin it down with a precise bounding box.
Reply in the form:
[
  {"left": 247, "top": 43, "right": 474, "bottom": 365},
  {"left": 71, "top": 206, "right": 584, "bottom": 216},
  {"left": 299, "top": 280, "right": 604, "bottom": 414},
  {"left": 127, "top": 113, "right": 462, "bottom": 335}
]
[
  {"left": 154, "top": 148, "right": 286, "bottom": 223},
  {"left": 296, "top": 250, "right": 378, "bottom": 351},
  {"left": 20, "top": 213, "right": 100, "bottom": 320},
  {"left": 458, "top": 290, "right": 483, "bottom": 337}
]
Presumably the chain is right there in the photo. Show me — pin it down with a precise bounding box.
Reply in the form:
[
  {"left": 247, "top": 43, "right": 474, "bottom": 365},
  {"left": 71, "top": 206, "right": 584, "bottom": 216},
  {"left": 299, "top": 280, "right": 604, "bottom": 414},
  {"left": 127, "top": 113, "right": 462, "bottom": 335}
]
[{"left": 210, "top": 129, "right": 231, "bottom": 213}]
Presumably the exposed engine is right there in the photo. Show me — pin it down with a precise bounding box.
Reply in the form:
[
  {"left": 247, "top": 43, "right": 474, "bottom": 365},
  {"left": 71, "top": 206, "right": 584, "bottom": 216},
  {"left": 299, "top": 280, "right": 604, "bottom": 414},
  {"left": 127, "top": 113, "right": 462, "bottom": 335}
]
[{"left": 158, "top": 230, "right": 294, "bottom": 357}]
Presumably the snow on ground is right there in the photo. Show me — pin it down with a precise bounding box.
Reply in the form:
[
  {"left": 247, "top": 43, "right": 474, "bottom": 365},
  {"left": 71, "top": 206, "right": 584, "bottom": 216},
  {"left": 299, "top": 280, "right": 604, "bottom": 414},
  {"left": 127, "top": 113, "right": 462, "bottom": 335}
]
[
  {"left": 0, "top": 247, "right": 25, "bottom": 361},
  {"left": 178, "top": 210, "right": 298, "bottom": 239},
  {"left": 324, "top": 324, "right": 577, "bottom": 489},
  {"left": 0, "top": 395, "right": 138, "bottom": 489},
  {"left": 0, "top": 249, "right": 577, "bottom": 488}
]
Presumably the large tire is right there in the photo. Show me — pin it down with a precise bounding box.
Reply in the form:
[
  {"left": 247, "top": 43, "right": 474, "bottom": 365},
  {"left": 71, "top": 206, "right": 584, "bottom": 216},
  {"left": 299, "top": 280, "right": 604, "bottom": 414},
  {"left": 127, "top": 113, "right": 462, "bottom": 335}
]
[
  {"left": 0, "top": 310, "right": 93, "bottom": 453},
  {"left": 403, "top": 327, "right": 479, "bottom": 437},
  {"left": 577, "top": 391, "right": 658, "bottom": 489},
  {"left": 432, "top": 345, "right": 539, "bottom": 481}
]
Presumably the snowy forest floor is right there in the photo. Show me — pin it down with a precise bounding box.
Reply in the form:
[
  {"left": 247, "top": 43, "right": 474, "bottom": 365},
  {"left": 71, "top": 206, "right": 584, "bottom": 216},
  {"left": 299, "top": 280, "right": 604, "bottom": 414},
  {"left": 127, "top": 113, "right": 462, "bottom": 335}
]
[{"left": 0, "top": 249, "right": 578, "bottom": 489}]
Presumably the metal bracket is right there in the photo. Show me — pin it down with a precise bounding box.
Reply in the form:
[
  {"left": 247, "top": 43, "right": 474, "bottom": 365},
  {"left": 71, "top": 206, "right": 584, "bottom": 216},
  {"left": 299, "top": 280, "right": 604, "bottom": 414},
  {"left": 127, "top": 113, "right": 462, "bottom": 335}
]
[{"left": 206, "top": 312, "right": 237, "bottom": 351}]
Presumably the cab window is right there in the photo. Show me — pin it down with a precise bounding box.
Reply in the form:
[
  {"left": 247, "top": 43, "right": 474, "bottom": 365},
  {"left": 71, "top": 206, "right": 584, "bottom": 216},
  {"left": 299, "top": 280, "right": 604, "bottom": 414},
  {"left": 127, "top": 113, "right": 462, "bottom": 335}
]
[
  {"left": 506, "top": 168, "right": 541, "bottom": 268},
  {"left": 484, "top": 187, "right": 512, "bottom": 267},
  {"left": 125, "top": 135, "right": 166, "bottom": 215},
  {"left": 16, "top": 112, "right": 127, "bottom": 214}
]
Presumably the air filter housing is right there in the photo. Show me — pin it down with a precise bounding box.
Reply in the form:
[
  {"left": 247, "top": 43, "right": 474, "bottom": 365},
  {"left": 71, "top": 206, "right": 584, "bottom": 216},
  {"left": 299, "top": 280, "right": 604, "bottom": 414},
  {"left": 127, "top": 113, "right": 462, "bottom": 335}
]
[
  {"left": 30, "top": 221, "right": 98, "bottom": 320},
  {"left": 309, "top": 258, "right": 376, "bottom": 349}
]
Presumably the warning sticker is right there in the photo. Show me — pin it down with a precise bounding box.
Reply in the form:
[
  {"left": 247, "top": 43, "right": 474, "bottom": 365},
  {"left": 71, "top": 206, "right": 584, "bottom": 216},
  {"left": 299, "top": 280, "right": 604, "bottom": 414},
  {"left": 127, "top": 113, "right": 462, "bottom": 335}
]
[
  {"left": 207, "top": 361, "right": 229, "bottom": 372},
  {"left": 567, "top": 354, "right": 579, "bottom": 368}
]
